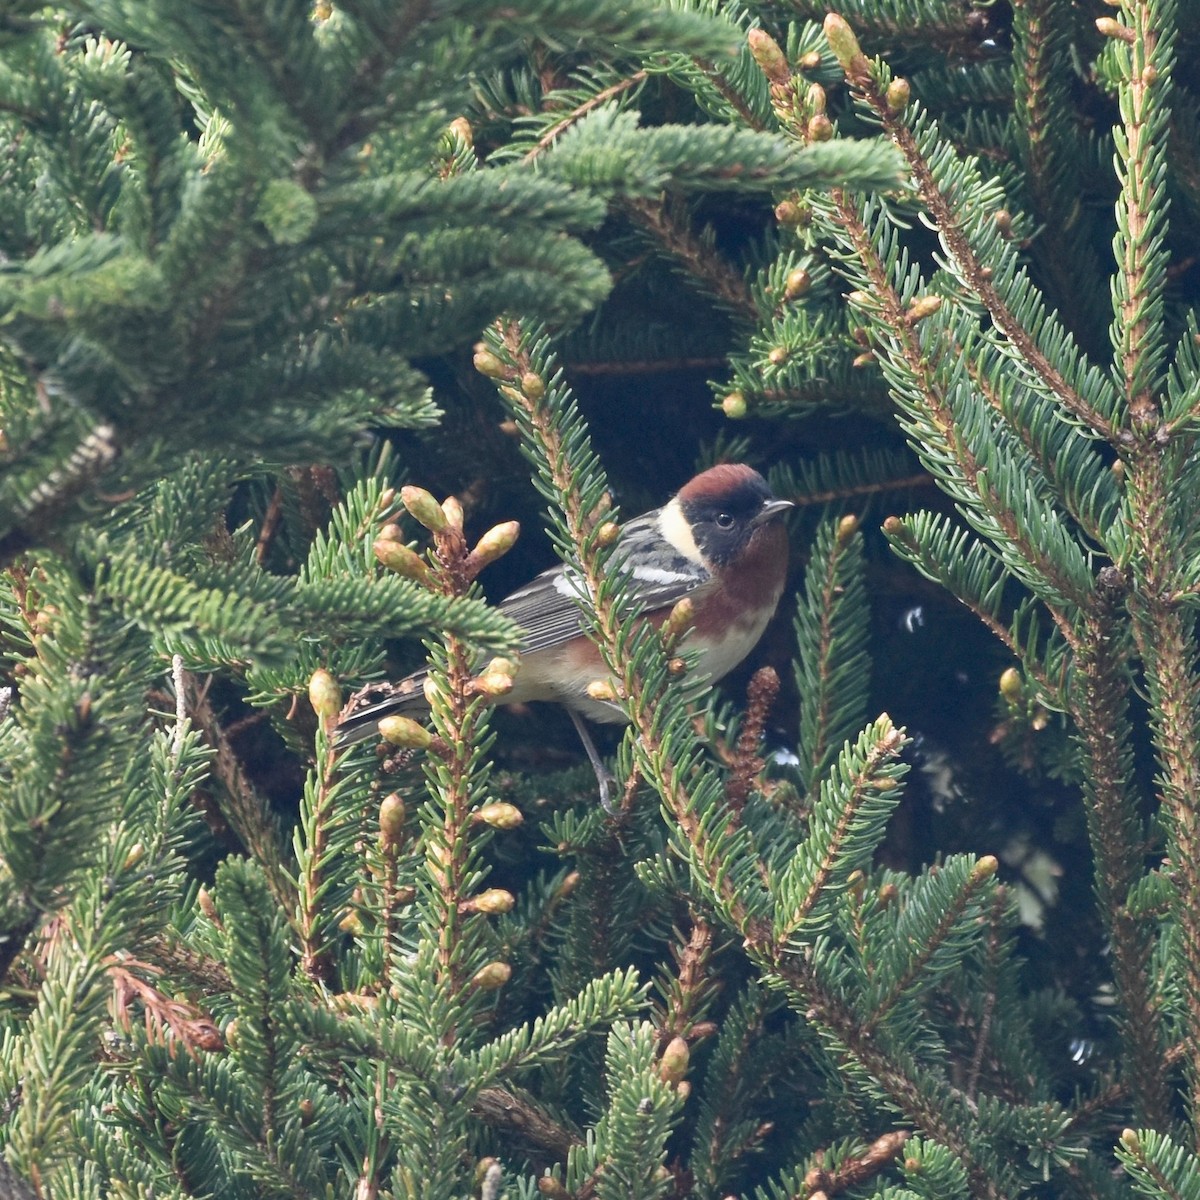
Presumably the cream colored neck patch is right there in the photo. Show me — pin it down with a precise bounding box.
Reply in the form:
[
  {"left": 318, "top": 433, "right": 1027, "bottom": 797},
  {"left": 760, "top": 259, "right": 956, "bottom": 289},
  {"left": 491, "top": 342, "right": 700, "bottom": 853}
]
[{"left": 658, "top": 497, "right": 704, "bottom": 565}]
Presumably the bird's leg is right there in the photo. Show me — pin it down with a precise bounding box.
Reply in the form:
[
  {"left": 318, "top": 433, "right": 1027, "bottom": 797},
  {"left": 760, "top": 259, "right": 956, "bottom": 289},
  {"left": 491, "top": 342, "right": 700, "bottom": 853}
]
[{"left": 567, "top": 708, "right": 618, "bottom": 813}]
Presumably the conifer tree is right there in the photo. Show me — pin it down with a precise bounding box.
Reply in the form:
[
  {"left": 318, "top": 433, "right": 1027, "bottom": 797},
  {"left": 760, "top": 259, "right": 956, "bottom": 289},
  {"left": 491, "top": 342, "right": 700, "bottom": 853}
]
[{"left": 2, "top": 0, "right": 1200, "bottom": 1198}]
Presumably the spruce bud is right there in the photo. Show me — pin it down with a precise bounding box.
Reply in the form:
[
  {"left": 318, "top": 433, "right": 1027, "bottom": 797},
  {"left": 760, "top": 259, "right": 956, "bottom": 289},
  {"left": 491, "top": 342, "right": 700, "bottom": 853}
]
[
  {"left": 379, "top": 792, "right": 407, "bottom": 841},
  {"left": 122, "top": 842, "right": 145, "bottom": 870},
  {"left": 663, "top": 597, "right": 696, "bottom": 641},
  {"left": 586, "top": 679, "right": 619, "bottom": 703},
  {"left": 748, "top": 28, "right": 790, "bottom": 85},
  {"left": 1095, "top": 16, "right": 1134, "bottom": 41},
  {"left": 806, "top": 83, "right": 827, "bottom": 115},
  {"left": 596, "top": 520, "right": 621, "bottom": 546},
  {"left": 471, "top": 961, "right": 512, "bottom": 990},
  {"left": 885, "top": 77, "right": 911, "bottom": 111},
  {"left": 798, "top": 50, "right": 822, "bottom": 70},
  {"left": 784, "top": 267, "right": 812, "bottom": 300},
  {"left": 378, "top": 522, "right": 403, "bottom": 542},
  {"left": 472, "top": 669, "right": 515, "bottom": 698},
  {"left": 448, "top": 116, "right": 473, "bottom": 145},
  {"left": 972, "top": 855, "right": 999, "bottom": 882},
  {"left": 471, "top": 520, "right": 521, "bottom": 568},
  {"left": 836, "top": 514, "right": 859, "bottom": 545},
  {"left": 823, "top": 13, "right": 870, "bottom": 80},
  {"left": 400, "top": 486, "right": 448, "bottom": 533},
  {"left": 520, "top": 371, "right": 546, "bottom": 400},
  {"left": 374, "top": 537, "right": 433, "bottom": 586},
  {"left": 768, "top": 346, "right": 790, "bottom": 366},
  {"left": 774, "top": 199, "right": 802, "bottom": 226},
  {"left": 298, "top": 1098, "right": 316, "bottom": 1125},
  {"left": 722, "top": 391, "right": 748, "bottom": 419},
  {"left": 308, "top": 668, "right": 342, "bottom": 720},
  {"left": 658, "top": 1035, "right": 690, "bottom": 1084},
  {"left": 198, "top": 886, "right": 219, "bottom": 923},
  {"left": 537, "top": 1179, "right": 571, "bottom": 1199},
  {"left": 487, "top": 655, "right": 520, "bottom": 678},
  {"left": 378, "top": 715, "right": 432, "bottom": 749},
  {"left": 1120, "top": 1128, "right": 1141, "bottom": 1152},
  {"left": 473, "top": 345, "right": 509, "bottom": 379},
  {"left": 807, "top": 113, "right": 834, "bottom": 141},
  {"left": 999, "top": 667, "right": 1022, "bottom": 702},
  {"left": 906, "top": 295, "right": 942, "bottom": 323},
  {"left": 475, "top": 802, "right": 524, "bottom": 829},
  {"left": 442, "top": 496, "right": 464, "bottom": 531},
  {"left": 472, "top": 888, "right": 516, "bottom": 915}
]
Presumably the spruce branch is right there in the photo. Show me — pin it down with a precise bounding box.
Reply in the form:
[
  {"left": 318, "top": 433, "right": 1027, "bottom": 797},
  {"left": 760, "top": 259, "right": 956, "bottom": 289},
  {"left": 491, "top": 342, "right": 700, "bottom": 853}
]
[
  {"left": 654, "top": 913, "right": 718, "bottom": 1041},
  {"left": 966, "top": 886, "right": 1008, "bottom": 1102},
  {"left": 795, "top": 514, "right": 871, "bottom": 794},
  {"left": 774, "top": 717, "right": 908, "bottom": 945},
  {"left": 183, "top": 670, "right": 296, "bottom": 914},
  {"left": 471, "top": 1086, "right": 581, "bottom": 1163},
  {"left": 521, "top": 71, "right": 649, "bottom": 164},
  {"left": 1072, "top": 589, "right": 1170, "bottom": 1128},
  {"left": 828, "top": 188, "right": 1092, "bottom": 619},
  {"left": 418, "top": 502, "right": 507, "bottom": 1002},
  {"left": 883, "top": 513, "right": 1069, "bottom": 705},
  {"left": 1116, "top": 1127, "right": 1200, "bottom": 1200},
  {"left": 861, "top": 854, "right": 999, "bottom": 1033},
  {"left": 803, "top": 1130, "right": 911, "bottom": 1198},
  {"left": 623, "top": 196, "right": 758, "bottom": 321},
  {"left": 1107, "top": 0, "right": 1174, "bottom": 426},
  {"left": 1103, "top": 0, "right": 1200, "bottom": 1132},
  {"left": 296, "top": 701, "right": 340, "bottom": 986},
  {"left": 1011, "top": 0, "right": 1110, "bottom": 352},
  {"left": 824, "top": 13, "right": 1119, "bottom": 441}
]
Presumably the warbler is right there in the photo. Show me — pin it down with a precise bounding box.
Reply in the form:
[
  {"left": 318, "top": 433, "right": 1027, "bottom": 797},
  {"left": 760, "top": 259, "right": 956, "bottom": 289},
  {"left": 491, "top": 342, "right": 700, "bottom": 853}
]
[{"left": 337, "top": 463, "right": 792, "bottom": 806}]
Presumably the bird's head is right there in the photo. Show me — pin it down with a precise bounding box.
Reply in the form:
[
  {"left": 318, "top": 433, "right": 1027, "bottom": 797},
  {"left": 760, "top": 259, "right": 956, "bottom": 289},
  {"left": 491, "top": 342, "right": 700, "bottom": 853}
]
[{"left": 660, "top": 463, "right": 793, "bottom": 569}]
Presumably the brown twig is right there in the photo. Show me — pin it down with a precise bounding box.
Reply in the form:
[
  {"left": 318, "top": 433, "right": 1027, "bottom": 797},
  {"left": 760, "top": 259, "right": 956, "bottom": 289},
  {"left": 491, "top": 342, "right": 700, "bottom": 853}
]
[
  {"left": 255, "top": 486, "right": 284, "bottom": 566},
  {"left": 726, "top": 667, "right": 780, "bottom": 813},
  {"left": 522, "top": 71, "right": 648, "bottom": 164},
  {"left": 472, "top": 1086, "right": 582, "bottom": 1165},
  {"left": 658, "top": 914, "right": 716, "bottom": 1041},
  {"left": 182, "top": 672, "right": 297, "bottom": 914},
  {"left": 802, "top": 1130, "right": 910, "bottom": 1199},
  {"left": 107, "top": 958, "right": 224, "bottom": 1058}
]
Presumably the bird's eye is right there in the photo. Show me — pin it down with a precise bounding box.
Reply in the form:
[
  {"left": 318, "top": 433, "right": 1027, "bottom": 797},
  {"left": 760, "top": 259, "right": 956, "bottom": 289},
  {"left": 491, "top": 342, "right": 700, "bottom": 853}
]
[{"left": 715, "top": 512, "right": 735, "bottom": 529}]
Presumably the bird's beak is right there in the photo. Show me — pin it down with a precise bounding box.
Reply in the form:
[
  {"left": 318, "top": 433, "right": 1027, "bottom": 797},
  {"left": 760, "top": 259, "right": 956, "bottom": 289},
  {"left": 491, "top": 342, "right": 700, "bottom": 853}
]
[{"left": 751, "top": 498, "right": 794, "bottom": 527}]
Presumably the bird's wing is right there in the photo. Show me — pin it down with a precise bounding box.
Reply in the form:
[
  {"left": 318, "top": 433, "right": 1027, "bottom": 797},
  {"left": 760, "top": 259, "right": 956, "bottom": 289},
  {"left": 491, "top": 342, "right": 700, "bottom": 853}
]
[{"left": 500, "top": 512, "right": 713, "bottom": 655}]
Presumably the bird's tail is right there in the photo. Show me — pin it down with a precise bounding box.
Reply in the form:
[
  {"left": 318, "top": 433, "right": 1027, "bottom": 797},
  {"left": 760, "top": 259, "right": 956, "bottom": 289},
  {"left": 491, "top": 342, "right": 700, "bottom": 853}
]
[{"left": 335, "top": 673, "right": 429, "bottom": 746}]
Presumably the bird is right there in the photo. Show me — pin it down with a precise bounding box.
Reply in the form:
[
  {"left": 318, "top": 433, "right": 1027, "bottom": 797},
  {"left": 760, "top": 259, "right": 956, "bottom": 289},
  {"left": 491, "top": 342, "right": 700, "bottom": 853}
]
[{"left": 336, "top": 463, "right": 793, "bottom": 808}]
